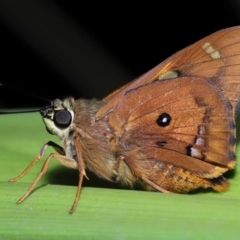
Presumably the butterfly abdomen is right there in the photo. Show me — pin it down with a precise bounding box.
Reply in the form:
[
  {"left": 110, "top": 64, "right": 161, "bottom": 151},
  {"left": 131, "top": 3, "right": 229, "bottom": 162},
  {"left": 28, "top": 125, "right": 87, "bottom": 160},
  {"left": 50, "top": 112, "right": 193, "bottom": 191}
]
[
  {"left": 142, "top": 164, "right": 229, "bottom": 193},
  {"left": 123, "top": 157, "right": 229, "bottom": 193}
]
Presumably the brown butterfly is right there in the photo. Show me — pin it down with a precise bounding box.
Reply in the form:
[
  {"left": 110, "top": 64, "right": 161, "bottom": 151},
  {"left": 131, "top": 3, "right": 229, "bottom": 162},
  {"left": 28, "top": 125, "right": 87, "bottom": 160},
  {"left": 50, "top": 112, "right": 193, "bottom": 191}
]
[{"left": 10, "top": 26, "right": 240, "bottom": 213}]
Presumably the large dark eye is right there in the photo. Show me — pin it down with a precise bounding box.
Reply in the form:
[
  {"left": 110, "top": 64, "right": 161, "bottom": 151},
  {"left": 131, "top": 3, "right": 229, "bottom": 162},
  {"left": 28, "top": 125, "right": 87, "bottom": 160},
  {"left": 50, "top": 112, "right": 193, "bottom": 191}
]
[{"left": 54, "top": 110, "right": 72, "bottom": 128}]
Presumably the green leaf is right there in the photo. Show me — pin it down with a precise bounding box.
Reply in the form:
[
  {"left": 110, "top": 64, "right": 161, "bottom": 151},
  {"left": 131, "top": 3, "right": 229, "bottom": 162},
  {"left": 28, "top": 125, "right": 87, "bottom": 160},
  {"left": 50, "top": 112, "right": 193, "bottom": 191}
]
[{"left": 1, "top": 113, "right": 240, "bottom": 240}]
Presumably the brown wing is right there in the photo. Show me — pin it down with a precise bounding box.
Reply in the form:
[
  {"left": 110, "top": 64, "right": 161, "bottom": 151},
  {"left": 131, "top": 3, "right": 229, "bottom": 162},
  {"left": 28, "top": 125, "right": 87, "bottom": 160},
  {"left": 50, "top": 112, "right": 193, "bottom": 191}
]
[
  {"left": 108, "top": 77, "right": 235, "bottom": 178},
  {"left": 98, "top": 26, "right": 240, "bottom": 119}
]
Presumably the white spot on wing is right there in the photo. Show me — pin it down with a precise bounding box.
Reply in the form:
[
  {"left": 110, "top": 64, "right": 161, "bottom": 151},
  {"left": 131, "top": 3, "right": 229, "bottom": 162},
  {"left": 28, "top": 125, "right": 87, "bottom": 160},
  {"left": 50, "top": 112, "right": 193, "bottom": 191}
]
[
  {"left": 198, "top": 125, "right": 206, "bottom": 135},
  {"left": 202, "top": 42, "right": 220, "bottom": 59},
  {"left": 158, "top": 71, "right": 179, "bottom": 80},
  {"left": 210, "top": 51, "right": 220, "bottom": 59},
  {"left": 195, "top": 137, "right": 205, "bottom": 146},
  {"left": 191, "top": 147, "right": 203, "bottom": 159}
]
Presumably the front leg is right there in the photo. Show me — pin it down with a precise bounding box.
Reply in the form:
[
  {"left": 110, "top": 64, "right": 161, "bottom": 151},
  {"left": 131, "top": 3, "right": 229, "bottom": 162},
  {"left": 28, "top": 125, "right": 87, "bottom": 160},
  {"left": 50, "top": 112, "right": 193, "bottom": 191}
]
[
  {"left": 9, "top": 141, "right": 65, "bottom": 182},
  {"left": 9, "top": 141, "right": 82, "bottom": 213},
  {"left": 14, "top": 153, "right": 77, "bottom": 205}
]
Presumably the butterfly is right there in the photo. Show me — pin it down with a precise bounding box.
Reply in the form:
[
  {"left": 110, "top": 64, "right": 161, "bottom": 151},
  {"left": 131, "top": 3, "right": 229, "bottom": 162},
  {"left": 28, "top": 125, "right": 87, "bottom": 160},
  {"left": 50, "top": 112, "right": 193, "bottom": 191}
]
[{"left": 10, "top": 26, "right": 240, "bottom": 213}]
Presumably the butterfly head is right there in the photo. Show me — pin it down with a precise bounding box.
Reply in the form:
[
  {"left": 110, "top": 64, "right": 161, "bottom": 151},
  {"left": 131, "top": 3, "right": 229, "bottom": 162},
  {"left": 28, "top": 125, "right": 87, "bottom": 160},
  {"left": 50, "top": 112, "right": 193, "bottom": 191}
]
[{"left": 40, "top": 97, "right": 75, "bottom": 139}]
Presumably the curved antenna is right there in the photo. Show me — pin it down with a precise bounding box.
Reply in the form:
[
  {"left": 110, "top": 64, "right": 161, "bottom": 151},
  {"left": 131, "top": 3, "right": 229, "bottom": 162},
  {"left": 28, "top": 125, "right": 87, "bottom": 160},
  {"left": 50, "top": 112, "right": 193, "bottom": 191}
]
[
  {"left": 0, "top": 82, "right": 50, "bottom": 103},
  {"left": 0, "top": 82, "right": 51, "bottom": 114},
  {"left": 0, "top": 109, "right": 40, "bottom": 114}
]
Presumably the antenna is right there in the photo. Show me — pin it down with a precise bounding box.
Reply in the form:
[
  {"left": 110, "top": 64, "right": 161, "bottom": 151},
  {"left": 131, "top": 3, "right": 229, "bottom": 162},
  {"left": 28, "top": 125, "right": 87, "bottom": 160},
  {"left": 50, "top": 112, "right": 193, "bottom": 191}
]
[{"left": 0, "top": 82, "right": 50, "bottom": 114}]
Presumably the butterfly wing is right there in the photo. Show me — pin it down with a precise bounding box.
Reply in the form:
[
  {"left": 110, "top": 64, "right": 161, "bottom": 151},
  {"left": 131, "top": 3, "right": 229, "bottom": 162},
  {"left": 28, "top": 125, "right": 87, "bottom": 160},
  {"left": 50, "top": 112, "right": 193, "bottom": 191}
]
[
  {"left": 98, "top": 26, "right": 240, "bottom": 118},
  {"left": 106, "top": 77, "right": 235, "bottom": 192}
]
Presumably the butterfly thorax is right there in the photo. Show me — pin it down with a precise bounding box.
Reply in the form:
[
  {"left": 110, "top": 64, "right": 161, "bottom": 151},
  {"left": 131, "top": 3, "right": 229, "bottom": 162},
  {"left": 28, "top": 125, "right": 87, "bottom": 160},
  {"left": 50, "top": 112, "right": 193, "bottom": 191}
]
[
  {"left": 40, "top": 97, "right": 136, "bottom": 184},
  {"left": 74, "top": 99, "right": 138, "bottom": 186}
]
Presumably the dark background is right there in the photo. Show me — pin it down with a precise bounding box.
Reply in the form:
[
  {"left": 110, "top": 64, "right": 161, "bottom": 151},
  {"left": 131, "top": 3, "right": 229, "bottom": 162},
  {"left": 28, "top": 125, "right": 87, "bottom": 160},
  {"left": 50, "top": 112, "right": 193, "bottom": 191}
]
[
  {"left": 1, "top": 1, "right": 240, "bottom": 189},
  {"left": 1, "top": 0, "right": 240, "bottom": 109}
]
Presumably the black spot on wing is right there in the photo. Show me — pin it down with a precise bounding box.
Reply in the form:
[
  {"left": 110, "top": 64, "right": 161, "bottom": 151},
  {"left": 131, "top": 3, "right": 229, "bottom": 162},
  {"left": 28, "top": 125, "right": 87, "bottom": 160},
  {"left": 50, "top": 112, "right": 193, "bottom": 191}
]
[
  {"left": 156, "top": 113, "right": 171, "bottom": 127},
  {"left": 156, "top": 141, "right": 167, "bottom": 147}
]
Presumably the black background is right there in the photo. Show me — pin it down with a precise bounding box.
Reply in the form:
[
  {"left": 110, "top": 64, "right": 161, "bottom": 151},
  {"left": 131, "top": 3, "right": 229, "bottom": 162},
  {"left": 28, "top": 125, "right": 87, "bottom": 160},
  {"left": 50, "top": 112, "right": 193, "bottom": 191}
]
[
  {"left": 1, "top": 0, "right": 240, "bottom": 109},
  {"left": 1, "top": 1, "right": 240, "bottom": 189}
]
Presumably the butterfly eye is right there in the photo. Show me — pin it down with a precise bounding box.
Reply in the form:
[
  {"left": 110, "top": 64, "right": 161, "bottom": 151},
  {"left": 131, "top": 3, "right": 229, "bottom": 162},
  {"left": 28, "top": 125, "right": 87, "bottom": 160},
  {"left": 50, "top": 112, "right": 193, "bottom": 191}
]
[
  {"left": 54, "top": 110, "right": 72, "bottom": 128},
  {"left": 156, "top": 113, "right": 171, "bottom": 127}
]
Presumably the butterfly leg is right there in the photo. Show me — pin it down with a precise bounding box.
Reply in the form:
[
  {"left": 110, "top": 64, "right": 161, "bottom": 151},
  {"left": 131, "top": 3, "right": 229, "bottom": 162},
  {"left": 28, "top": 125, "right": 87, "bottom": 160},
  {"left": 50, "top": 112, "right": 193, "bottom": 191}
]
[
  {"left": 68, "top": 137, "right": 89, "bottom": 214},
  {"left": 113, "top": 154, "right": 125, "bottom": 171},
  {"left": 9, "top": 141, "right": 65, "bottom": 182},
  {"left": 15, "top": 153, "right": 76, "bottom": 205},
  {"left": 9, "top": 140, "right": 86, "bottom": 213},
  {"left": 117, "top": 153, "right": 171, "bottom": 193},
  {"left": 141, "top": 176, "right": 171, "bottom": 193}
]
